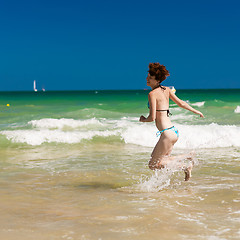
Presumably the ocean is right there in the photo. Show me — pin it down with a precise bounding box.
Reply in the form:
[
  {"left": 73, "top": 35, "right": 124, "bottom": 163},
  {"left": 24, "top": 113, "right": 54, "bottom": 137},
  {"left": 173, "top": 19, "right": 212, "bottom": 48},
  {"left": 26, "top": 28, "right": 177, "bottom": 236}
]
[{"left": 0, "top": 89, "right": 239, "bottom": 240}]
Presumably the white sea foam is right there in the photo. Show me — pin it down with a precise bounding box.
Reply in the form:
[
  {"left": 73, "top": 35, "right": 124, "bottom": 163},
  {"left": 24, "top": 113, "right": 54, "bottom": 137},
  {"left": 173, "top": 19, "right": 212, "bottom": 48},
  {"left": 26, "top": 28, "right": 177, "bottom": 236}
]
[
  {"left": 1, "top": 129, "right": 120, "bottom": 145},
  {"left": 29, "top": 118, "right": 103, "bottom": 129},
  {"left": 234, "top": 106, "right": 240, "bottom": 113},
  {"left": 175, "top": 123, "right": 240, "bottom": 149},
  {"left": 170, "top": 113, "right": 194, "bottom": 121},
  {"left": 122, "top": 122, "right": 240, "bottom": 149},
  {"left": 191, "top": 101, "right": 205, "bottom": 107},
  {"left": 1, "top": 118, "right": 240, "bottom": 148}
]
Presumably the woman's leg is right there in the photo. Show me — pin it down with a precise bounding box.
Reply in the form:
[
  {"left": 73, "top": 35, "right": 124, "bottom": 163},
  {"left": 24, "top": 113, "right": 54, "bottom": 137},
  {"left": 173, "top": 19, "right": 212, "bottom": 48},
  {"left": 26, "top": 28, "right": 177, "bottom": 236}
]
[
  {"left": 149, "top": 132, "right": 177, "bottom": 170},
  {"left": 149, "top": 131, "right": 193, "bottom": 181}
]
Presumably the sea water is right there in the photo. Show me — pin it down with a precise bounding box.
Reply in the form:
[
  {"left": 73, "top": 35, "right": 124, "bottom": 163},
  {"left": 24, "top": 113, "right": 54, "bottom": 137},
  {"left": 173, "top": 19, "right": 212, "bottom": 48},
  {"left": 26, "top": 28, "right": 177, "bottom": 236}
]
[{"left": 0, "top": 89, "right": 239, "bottom": 240}]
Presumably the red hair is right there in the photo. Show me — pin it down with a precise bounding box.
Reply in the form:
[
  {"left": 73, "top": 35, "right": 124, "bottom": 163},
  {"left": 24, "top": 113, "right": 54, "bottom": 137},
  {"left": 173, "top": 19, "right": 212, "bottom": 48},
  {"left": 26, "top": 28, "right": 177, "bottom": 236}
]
[{"left": 148, "top": 63, "right": 170, "bottom": 83}]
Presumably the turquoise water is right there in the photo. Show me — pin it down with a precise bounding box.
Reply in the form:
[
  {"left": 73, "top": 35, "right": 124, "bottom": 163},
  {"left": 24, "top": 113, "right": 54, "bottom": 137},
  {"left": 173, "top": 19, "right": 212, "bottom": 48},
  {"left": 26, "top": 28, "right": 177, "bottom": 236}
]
[
  {"left": 0, "top": 89, "right": 240, "bottom": 240},
  {"left": 0, "top": 89, "right": 239, "bottom": 146}
]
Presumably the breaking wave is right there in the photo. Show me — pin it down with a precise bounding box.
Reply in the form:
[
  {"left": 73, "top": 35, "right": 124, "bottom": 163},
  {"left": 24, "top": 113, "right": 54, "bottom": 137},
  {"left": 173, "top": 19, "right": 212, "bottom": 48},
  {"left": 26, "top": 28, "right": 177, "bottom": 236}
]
[{"left": 1, "top": 118, "right": 240, "bottom": 149}]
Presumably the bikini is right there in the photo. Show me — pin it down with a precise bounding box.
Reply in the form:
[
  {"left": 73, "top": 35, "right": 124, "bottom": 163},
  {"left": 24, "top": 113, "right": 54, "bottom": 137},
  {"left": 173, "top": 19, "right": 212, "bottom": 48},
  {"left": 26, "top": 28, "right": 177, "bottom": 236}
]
[
  {"left": 148, "top": 101, "right": 179, "bottom": 138},
  {"left": 156, "top": 109, "right": 172, "bottom": 117},
  {"left": 156, "top": 126, "right": 179, "bottom": 138}
]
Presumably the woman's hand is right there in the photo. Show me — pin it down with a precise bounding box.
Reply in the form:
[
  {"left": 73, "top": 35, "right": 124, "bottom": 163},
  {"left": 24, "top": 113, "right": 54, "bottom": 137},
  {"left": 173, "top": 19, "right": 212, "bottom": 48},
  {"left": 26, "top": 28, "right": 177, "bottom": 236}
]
[
  {"left": 197, "top": 111, "right": 204, "bottom": 118},
  {"left": 139, "top": 115, "right": 146, "bottom": 122}
]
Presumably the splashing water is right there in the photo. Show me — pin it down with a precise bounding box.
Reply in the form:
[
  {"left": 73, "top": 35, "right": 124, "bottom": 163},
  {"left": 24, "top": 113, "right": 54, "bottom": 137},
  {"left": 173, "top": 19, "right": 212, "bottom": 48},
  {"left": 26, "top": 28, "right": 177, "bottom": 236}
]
[
  {"left": 136, "top": 166, "right": 186, "bottom": 193},
  {"left": 137, "top": 170, "right": 174, "bottom": 192},
  {"left": 135, "top": 153, "right": 197, "bottom": 192}
]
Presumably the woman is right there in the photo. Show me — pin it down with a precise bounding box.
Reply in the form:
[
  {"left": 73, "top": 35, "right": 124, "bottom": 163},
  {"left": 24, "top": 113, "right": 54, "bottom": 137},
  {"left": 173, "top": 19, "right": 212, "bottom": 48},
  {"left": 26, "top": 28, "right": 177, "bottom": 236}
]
[{"left": 139, "top": 63, "right": 204, "bottom": 181}]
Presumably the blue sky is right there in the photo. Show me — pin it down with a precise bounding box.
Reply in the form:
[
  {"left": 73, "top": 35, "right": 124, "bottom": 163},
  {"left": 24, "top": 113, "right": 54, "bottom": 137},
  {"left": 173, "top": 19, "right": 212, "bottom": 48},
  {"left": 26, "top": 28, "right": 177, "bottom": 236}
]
[{"left": 1, "top": 0, "right": 240, "bottom": 91}]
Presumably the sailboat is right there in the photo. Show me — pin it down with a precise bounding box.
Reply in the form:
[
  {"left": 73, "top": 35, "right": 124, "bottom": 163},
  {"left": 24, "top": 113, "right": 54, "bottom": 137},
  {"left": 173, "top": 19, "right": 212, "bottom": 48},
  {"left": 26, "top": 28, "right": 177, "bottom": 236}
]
[{"left": 33, "top": 80, "right": 37, "bottom": 92}]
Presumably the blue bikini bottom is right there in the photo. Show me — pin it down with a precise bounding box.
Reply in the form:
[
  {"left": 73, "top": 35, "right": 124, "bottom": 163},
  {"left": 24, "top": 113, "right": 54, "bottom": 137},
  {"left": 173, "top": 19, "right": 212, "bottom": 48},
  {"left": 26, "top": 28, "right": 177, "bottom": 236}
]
[{"left": 156, "top": 126, "right": 179, "bottom": 138}]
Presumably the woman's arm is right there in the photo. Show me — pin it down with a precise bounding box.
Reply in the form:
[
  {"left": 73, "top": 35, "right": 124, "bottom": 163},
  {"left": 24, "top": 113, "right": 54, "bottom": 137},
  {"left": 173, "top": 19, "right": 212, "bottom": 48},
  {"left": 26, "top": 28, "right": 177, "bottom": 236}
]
[
  {"left": 169, "top": 90, "right": 204, "bottom": 118},
  {"left": 139, "top": 92, "right": 156, "bottom": 122}
]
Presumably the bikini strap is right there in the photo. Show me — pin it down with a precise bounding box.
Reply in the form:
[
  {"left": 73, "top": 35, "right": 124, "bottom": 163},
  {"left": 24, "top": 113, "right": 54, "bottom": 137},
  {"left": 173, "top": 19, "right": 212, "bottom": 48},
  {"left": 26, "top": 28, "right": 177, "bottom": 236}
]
[
  {"left": 156, "top": 109, "right": 172, "bottom": 117},
  {"left": 159, "top": 84, "right": 166, "bottom": 90}
]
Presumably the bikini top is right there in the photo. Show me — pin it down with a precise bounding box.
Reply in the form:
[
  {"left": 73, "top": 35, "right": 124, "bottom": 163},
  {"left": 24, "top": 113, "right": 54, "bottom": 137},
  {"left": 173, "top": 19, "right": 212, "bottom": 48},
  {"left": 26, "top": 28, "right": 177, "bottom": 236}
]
[
  {"left": 148, "top": 101, "right": 172, "bottom": 117},
  {"left": 147, "top": 85, "right": 172, "bottom": 117}
]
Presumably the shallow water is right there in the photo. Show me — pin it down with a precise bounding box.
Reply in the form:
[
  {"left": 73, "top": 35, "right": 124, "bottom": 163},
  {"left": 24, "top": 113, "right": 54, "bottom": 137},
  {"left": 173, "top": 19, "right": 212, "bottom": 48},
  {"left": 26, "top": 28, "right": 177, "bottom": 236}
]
[
  {"left": 0, "top": 144, "right": 239, "bottom": 240},
  {"left": 0, "top": 90, "right": 240, "bottom": 239}
]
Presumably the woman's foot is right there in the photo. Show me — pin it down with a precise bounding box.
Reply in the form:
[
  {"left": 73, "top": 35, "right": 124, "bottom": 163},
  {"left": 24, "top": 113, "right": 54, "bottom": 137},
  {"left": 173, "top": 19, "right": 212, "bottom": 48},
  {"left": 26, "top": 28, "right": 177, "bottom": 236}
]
[{"left": 184, "top": 161, "right": 194, "bottom": 181}]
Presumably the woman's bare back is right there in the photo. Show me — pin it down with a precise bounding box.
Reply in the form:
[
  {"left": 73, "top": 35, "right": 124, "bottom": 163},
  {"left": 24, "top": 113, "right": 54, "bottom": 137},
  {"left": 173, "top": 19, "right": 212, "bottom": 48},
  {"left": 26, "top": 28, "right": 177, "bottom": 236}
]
[{"left": 150, "top": 87, "right": 173, "bottom": 131}]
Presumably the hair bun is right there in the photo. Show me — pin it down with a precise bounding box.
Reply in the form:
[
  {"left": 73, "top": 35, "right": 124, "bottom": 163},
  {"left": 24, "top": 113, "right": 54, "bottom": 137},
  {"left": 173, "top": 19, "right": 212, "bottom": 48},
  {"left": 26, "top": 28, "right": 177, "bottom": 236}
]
[{"left": 148, "top": 62, "right": 170, "bottom": 83}]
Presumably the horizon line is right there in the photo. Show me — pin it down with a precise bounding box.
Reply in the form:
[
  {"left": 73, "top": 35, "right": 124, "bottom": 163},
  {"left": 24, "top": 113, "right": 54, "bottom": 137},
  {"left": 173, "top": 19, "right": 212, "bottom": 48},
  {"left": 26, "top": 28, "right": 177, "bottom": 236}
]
[{"left": 0, "top": 87, "right": 240, "bottom": 93}]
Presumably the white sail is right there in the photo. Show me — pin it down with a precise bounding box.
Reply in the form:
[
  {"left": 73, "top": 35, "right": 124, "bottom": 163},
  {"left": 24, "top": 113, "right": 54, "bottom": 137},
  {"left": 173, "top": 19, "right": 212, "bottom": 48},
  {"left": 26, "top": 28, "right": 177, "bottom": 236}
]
[{"left": 33, "top": 80, "right": 37, "bottom": 92}]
